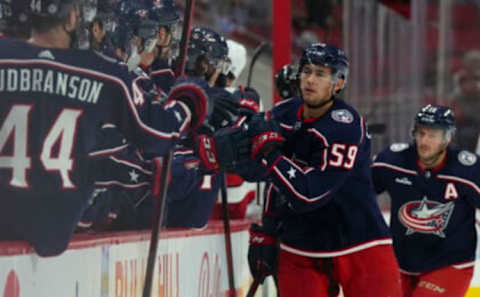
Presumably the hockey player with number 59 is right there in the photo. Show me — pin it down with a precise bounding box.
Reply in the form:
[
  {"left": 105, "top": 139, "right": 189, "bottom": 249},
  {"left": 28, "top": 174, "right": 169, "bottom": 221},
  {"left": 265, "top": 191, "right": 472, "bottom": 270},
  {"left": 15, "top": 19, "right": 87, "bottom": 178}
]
[
  {"left": 372, "top": 104, "right": 480, "bottom": 297},
  {"left": 244, "top": 43, "right": 402, "bottom": 296}
]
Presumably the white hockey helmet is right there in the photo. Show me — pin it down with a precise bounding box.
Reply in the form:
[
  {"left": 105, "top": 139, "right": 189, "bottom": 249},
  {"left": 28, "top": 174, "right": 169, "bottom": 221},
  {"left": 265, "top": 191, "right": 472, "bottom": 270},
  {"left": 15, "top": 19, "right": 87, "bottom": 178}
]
[{"left": 226, "top": 39, "right": 247, "bottom": 79}]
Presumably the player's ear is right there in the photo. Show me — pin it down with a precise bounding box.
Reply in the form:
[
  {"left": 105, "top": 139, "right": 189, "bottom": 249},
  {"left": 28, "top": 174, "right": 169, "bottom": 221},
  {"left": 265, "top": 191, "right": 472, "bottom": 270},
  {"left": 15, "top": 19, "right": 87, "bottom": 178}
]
[{"left": 334, "top": 78, "right": 345, "bottom": 93}]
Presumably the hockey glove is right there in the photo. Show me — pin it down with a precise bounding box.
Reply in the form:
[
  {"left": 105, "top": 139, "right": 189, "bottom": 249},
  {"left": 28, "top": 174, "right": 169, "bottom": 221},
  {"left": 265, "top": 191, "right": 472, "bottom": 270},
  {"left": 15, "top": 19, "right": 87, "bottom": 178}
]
[
  {"left": 248, "top": 223, "right": 279, "bottom": 281},
  {"left": 232, "top": 86, "right": 261, "bottom": 114},
  {"left": 247, "top": 114, "right": 285, "bottom": 160},
  {"left": 195, "top": 134, "right": 220, "bottom": 172},
  {"left": 209, "top": 92, "right": 251, "bottom": 130},
  {"left": 168, "top": 81, "right": 209, "bottom": 131},
  {"left": 211, "top": 125, "right": 251, "bottom": 171}
]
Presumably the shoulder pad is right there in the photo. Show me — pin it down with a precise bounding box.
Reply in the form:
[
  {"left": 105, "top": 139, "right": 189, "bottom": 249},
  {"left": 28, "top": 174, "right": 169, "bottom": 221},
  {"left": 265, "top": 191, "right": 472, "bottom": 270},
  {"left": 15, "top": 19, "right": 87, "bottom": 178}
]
[{"left": 389, "top": 143, "right": 409, "bottom": 152}]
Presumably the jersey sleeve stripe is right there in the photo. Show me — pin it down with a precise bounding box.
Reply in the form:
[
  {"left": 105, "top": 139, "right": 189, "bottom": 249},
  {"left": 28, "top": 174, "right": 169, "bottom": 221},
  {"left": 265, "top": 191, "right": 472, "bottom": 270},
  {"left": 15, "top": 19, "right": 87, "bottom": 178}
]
[
  {"left": 264, "top": 183, "right": 274, "bottom": 211},
  {"left": 174, "top": 149, "right": 194, "bottom": 155},
  {"left": 94, "top": 181, "right": 150, "bottom": 188},
  {"left": 151, "top": 69, "right": 175, "bottom": 77},
  {"left": 109, "top": 156, "right": 153, "bottom": 175},
  {"left": 307, "top": 128, "right": 329, "bottom": 171},
  {"left": 272, "top": 165, "right": 331, "bottom": 202},
  {"left": 371, "top": 162, "right": 418, "bottom": 175},
  {"left": 437, "top": 174, "right": 480, "bottom": 195},
  {"left": 280, "top": 123, "right": 293, "bottom": 130},
  {"left": 174, "top": 101, "right": 192, "bottom": 134},
  {"left": 359, "top": 116, "right": 365, "bottom": 144},
  {"left": 452, "top": 261, "right": 476, "bottom": 269},
  {"left": 88, "top": 144, "right": 129, "bottom": 157}
]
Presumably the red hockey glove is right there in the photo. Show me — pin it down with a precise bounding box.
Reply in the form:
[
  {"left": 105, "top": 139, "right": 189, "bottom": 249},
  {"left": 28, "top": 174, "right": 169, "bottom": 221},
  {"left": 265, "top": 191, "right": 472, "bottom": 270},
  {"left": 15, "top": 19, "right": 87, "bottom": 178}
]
[
  {"left": 247, "top": 114, "right": 285, "bottom": 160},
  {"left": 195, "top": 134, "right": 220, "bottom": 172}
]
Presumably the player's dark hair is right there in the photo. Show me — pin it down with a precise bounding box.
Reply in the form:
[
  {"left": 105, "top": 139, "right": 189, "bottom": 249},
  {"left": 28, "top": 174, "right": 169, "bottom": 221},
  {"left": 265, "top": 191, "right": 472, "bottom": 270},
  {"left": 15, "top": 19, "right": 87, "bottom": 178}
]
[{"left": 30, "top": 14, "right": 68, "bottom": 34}]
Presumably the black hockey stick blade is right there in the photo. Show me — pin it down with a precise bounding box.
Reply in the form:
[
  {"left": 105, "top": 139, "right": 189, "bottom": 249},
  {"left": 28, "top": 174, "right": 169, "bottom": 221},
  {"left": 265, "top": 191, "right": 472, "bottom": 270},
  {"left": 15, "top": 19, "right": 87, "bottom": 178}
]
[{"left": 247, "top": 41, "right": 270, "bottom": 88}]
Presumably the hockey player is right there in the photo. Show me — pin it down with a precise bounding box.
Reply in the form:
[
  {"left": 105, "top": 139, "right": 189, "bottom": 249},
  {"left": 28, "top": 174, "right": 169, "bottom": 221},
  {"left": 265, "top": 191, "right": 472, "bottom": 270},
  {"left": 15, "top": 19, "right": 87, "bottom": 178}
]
[
  {"left": 224, "top": 39, "right": 247, "bottom": 92},
  {"left": 372, "top": 104, "right": 480, "bottom": 297},
  {"left": 0, "top": 0, "right": 208, "bottom": 256},
  {"left": 275, "top": 63, "right": 299, "bottom": 100},
  {"left": 78, "top": 27, "right": 248, "bottom": 230},
  {"left": 243, "top": 43, "right": 402, "bottom": 296}
]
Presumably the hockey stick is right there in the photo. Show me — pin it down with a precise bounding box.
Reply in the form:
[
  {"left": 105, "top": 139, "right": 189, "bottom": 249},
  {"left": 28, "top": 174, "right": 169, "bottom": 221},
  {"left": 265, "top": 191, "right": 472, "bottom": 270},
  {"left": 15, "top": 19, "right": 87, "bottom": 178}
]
[
  {"left": 221, "top": 173, "right": 237, "bottom": 297},
  {"left": 245, "top": 41, "right": 270, "bottom": 207},
  {"left": 142, "top": 1, "right": 196, "bottom": 297},
  {"left": 247, "top": 41, "right": 270, "bottom": 89},
  {"left": 218, "top": 40, "right": 271, "bottom": 297},
  {"left": 246, "top": 274, "right": 265, "bottom": 297}
]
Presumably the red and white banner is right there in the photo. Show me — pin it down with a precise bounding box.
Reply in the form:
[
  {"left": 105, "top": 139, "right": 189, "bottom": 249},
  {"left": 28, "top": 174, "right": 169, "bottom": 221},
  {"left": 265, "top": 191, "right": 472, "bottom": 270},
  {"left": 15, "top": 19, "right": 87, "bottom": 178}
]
[{"left": 0, "top": 221, "right": 256, "bottom": 297}]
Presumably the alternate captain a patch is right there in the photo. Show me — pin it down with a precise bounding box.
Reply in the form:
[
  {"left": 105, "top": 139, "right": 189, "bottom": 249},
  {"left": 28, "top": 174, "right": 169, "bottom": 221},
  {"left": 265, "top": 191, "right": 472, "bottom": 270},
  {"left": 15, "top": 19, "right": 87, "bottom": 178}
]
[
  {"left": 398, "top": 197, "right": 454, "bottom": 238},
  {"left": 331, "top": 109, "right": 354, "bottom": 124}
]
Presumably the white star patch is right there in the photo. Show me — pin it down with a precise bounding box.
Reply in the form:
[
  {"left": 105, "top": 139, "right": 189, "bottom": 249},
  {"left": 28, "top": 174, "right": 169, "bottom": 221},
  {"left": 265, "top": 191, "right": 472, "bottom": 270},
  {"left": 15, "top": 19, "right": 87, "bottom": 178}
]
[
  {"left": 129, "top": 170, "right": 139, "bottom": 183},
  {"left": 287, "top": 167, "right": 296, "bottom": 179}
]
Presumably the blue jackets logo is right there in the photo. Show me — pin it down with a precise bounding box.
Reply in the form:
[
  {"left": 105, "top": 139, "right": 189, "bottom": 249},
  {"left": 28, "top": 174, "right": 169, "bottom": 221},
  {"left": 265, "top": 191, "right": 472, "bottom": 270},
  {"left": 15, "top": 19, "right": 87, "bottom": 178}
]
[
  {"left": 331, "top": 109, "right": 353, "bottom": 124},
  {"left": 398, "top": 197, "right": 454, "bottom": 238}
]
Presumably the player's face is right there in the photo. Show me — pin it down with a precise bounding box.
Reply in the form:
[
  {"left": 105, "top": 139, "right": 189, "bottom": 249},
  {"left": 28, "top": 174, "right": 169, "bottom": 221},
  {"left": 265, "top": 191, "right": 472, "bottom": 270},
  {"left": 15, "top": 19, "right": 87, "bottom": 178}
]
[
  {"left": 300, "top": 64, "right": 336, "bottom": 107},
  {"left": 414, "top": 126, "right": 448, "bottom": 163},
  {"left": 157, "top": 26, "right": 171, "bottom": 48}
]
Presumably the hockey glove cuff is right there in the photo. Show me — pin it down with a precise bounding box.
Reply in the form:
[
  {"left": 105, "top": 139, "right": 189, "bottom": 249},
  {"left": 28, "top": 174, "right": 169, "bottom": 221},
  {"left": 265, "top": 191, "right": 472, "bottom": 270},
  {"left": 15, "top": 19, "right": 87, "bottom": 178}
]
[{"left": 168, "top": 82, "right": 209, "bottom": 131}]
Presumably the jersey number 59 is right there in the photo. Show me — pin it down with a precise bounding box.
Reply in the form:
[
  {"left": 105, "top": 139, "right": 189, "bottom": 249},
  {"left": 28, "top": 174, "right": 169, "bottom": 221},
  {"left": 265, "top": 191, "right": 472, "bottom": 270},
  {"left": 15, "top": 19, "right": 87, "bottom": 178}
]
[{"left": 329, "top": 143, "right": 358, "bottom": 169}]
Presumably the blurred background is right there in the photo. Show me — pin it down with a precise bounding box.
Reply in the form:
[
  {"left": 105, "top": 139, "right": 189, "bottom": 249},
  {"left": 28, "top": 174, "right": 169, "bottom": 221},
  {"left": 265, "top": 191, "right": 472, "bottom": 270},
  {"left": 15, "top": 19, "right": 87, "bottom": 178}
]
[
  {"left": 178, "top": 0, "right": 480, "bottom": 213},
  {"left": 179, "top": 0, "right": 480, "bottom": 156}
]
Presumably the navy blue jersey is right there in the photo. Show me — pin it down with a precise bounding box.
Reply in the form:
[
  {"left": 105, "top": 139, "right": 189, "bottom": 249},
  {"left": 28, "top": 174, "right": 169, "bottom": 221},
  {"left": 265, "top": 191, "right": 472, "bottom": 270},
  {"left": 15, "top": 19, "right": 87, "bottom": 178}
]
[
  {"left": 149, "top": 58, "right": 175, "bottom": 94},
  {"left": 260, "top": 97, "right": 391, "bottom": 256},
  {"left": 163, "top": 149, "right": 221, "bottom": 228},
  {"left": 372, "top": 143, "right": 480, "bottom": 273},
  {"left": 0, "top": 38, "right": 192, "bottom": 256},
  {"left": 80, "top": 146, "right": 220, "bottom": 230}
]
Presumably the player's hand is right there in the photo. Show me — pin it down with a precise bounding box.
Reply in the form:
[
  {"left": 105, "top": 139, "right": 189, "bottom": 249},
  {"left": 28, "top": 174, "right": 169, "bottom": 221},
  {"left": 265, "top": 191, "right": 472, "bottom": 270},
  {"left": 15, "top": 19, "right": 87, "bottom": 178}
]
[
  {"left": 211, "top": 125, "right": 251, "bottom": 171},
  {"left": 195, "top": 134, "right": 219, "bottom": 172},
  {"left": 247, "top": 114, "right": 285, "bottom": 160},
  {"left": 232, "top": 86, "right": 261, "bottom": 114},
  {"left": 209, "top": 93, "right": 250, "bottom": 130},
  {"left": 168, "top": 79, "right": 209, "bottom": 131},
  {"left": 248, "top": 223, "right": 278, "bottom": 281}
]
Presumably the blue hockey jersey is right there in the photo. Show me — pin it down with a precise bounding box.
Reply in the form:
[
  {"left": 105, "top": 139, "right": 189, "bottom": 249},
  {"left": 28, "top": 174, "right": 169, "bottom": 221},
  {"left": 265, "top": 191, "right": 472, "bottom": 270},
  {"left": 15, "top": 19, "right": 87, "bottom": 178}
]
[
  {"left": 0, "top": 38, "right": 192, "bottom": 256},
  {"left": 80, "top": 142, "right": 220, "bottom": 230},
  {"left": 260, "top": 97, "right": 391, "bottom": 256},
  {"left": 372, "top": 143, "right": 480, "bottom": 273}
]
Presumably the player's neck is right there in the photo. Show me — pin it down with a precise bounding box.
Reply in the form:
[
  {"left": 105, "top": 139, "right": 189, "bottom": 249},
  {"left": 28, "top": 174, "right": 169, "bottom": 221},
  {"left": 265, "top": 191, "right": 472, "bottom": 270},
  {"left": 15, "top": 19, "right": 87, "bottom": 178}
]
[
  {"left": 418, "top": 150, "right": 447, "bottom": 170},
  {"left": 28, "top": 29, "right": 71, "bottom": 49},
  {"left": 303, "top": 100, "right": 333, "bottom": 119}
]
